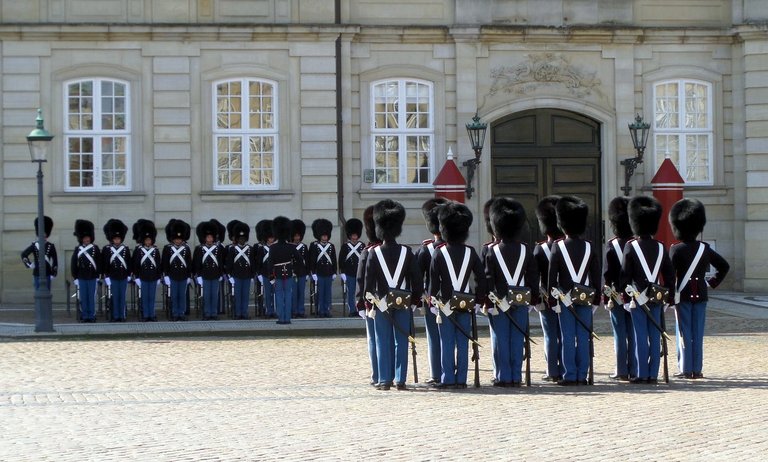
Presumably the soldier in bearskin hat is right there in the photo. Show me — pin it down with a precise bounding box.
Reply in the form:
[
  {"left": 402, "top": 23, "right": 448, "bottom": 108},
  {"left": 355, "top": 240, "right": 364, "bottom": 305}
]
[
  {"left": 309, "top": 218, "right": 337, "bottom": 318},
  {"left": 290, "top": 219, "right": 309, "bottom": 318},
  {"left": 485, "top": 197, "right": 540, "bottom": 387},
  {"left": 603, "top": 196, "right": 637, "bottom": 381},
  {"left": 338, "top": 218, "right": 365, "bottom": 317},
  {"left": 621, "top": 196, "right": 675, "bottom": 384},
  {"left": 356, "top": 205, "right": 382, "bottom": 386},
  {"left": 267, "top": 216, "right": 306, "bottom": 324},
  {"left": 533, "top": 196, "right": 564, "bottom": 382},
  {"left": 225, "top": 221, "right": 255, "bottom": 319},
  {"left": 21, "top": 216, "right": 58, "bottom": 290},
  {"left": 548, "top": 196, "right": 600, "bottom": 385},
  {"left": 161, "top": 219, "right": 192, "bottom": 321},
  {"left": 102, "top": 219, "right": 131, "bottom": 321},
  {"left": 255, "top": 219, "right": 276, "bottom": 318},
  {"left": 480, "top": 197, "right": 501, "bottom": 386},
  {"left": 131, "top": 219, "right": 161, "bottom": 321},
  {"left": 366, "top": 199, "right": 421, "bottom": 390},
  {"left": 669, "top": 198, "right": 729, "bottom": 379},
  {"left": 430, "top": 202, "right": 486, "bottom": 389},
  {"left": 71, "top": 219, "right": 101, "bottom": 322},
  {"left": 193, "top": 220, "right": 224, "bottom": 320}
]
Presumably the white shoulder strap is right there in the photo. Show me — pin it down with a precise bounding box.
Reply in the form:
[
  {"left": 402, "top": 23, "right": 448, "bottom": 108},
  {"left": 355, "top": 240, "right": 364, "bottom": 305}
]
[
  {"left": 611, "top": 239, "right": 624, "bottom": 266},
  {"left": 541, "top": 242, "right": 552, "bottom": 261},
  {"left": 677, "top": 243, "right": 706, "bottom": 293},
  {"left": 374, "top": 246, "right": 408, "bottom": 290},
  {"left": 492, "top": 244, "right": 526, "bottom": 287},
  {"left": 557, "top": 240, "right": 591, "bottom": 285},
  {"left": 630, "top": 240, "right": 663, "bottom": 284},
  {"left": 440, "top": 246, "right": 471, "bottom": 293}
]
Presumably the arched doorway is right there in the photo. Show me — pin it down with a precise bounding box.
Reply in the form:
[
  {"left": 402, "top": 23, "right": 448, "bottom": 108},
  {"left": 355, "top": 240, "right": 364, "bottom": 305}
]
[{"left": 491, "top": 108, "right": 602, "bottom": 246}]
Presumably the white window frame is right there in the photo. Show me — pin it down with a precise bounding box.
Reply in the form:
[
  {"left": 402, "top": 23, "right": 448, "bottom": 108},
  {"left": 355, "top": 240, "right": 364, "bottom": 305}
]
[
  {"left": 652, "top": 79, "right": 714, "bottom": 186},
  {"left": 370, "top": 78, "right": 434, "bottom": 189},
  {"left": 63, "top": 78, "right": 131, "bottom": 192},
  {"left": 212, "top": 78, "right": 279, "bottom": 191}
]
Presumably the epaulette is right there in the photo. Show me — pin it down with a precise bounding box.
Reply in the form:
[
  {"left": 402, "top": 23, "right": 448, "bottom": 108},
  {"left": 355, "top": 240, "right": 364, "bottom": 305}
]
[
  {"left": 365, "top": 242, "right": 381, "bottom": 250},
  {"left": 421, "top": 238, "right": 434, "bottom": 246},
  {"left": 434, "top": 242, "right": 447, "bottom": 249},
  {"left": 482, "top": 240, "right": 498, "bottom": 248}
]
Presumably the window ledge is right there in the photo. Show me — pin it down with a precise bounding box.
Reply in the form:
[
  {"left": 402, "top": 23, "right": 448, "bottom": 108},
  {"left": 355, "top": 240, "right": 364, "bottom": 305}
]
[
  {"left": 639, "top": 184, "right": 730, "bottom": 196},
  {"left": 50, "top": 191, "right": 146, "bottom": 204},
  {"left": 357, "top": 187, "right": 436, "bottom": 201},
  {"left": 199, "top": 190, "right": 295, "bottom": 202}
]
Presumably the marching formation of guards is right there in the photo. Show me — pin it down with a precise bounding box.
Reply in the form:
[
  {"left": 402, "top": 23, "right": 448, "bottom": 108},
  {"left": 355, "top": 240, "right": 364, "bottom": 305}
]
[{"left": 21, "top": 193, "right": 729, "bottom": 388}]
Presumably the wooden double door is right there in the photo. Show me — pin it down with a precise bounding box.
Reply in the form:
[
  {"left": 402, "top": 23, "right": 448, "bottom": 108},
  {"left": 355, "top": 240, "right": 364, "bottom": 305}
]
[{"left": 491, "top": 108, "right": 603, "bottom": 246}]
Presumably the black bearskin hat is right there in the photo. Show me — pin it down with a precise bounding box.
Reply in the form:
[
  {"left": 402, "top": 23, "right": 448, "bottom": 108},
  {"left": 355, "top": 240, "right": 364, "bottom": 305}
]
[
  {"left": 196, "top": 220, "right": 218, "bottom": 243},
  {"left": 232, "top": 221, "right": 250, "bottom": 241},
  {"left": 227, "top": 220, "right": 244, "bottom": 242},
  {"left": 103, "top": 218, "right": 128, "bottom": 242},
  {"left": 34, "top": 216, "right": 54, "bottom": 238},
  {"left": 132, "top": 219, "right": 157, "bottom": 244},
  {"left": 536, "top": 195, "right": 564, "bottom": 239},
  {"left": 256, "top": 219, "right": 274, "bottom": 243},
  {"left": 363, "top": 205, "right": 379, "bottom": 244},
  {"left": 439, "top": 202, "right": 473, "bottom": 244},
  {"left": 490, "top": 197, "right": 527, "bottom": 241},
  {"left": 290, "top": 219, "right": 306, "bottom": 241},
  {"left": 273, "top": 216, "right": 292, "bottom": 242},
  {"left": 165, "top": 219, "right": 191, "bottom": 242},
  {"left": 373, "top": 199, "right": 405, "bottom": 241},
  {"left": 74, "top": 219, "right": 95, "bottom": 244},
  {"left": 311, "top": 218, "right": 333, "bottom": 241},
  {"left": 422, "top": 198, "right": 450, "bottom": 236},
  {"left": 210, "top": 219, "right": 226, "bottom": 243},
  {"left": 555, "top": 195, "right": 588, "bottom": 236},
  {"left": 608, "top": 196, "right": 633, "bottom": 239},
  {"left": 345, "top": 218, "right": 363, "bottom": 239},
  {"left": 483, "top": 198, "right": 496, "bottom": 237},
  {"left": 628, "top": 195, "right": 662, "bottom": 237},
  {"left": 670, "top": 198, "right": 706, "bottom": 242}
]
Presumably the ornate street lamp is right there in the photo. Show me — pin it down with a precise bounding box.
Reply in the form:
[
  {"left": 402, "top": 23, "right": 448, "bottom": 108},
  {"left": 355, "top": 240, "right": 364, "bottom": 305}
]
[
  {"left": 463, "top": 113, "right": 488, "bottom": 199},
  {"left": 27, "top": 109, "right": 55, "bottom": 332},
  {"left": 620, "top": 113, "right": 651, "bottom": 196}
]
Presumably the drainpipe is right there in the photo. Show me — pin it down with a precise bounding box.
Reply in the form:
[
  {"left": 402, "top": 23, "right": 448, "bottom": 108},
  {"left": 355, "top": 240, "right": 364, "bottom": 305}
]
[{"left": 335, "top": 0, "right": 346, "bottom": 236}]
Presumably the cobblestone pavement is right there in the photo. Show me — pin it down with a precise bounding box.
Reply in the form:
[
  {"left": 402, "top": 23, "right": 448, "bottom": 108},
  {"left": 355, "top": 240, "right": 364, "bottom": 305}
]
[{"left": 2, "top": 326, "right": 767, "bottom": 461}]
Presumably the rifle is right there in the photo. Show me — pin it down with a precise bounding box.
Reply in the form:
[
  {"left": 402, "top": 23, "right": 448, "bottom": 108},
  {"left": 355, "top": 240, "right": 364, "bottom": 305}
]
[
  {"left": 551, "top": 287, "right": 597, "bottom": 385},
  {"left": 309, "top": 278, "right": 317, "bottom": 317},
  {"left": 470, "top": 303, "right": 480, "bottom": 388},
  {"left": 65, "top": 279, "right": 72, "bottom": 317},
  {"left": 625, "top": 284, "right": 670, "bottom": 384},
  {"left": 524, "top": 321, "right": 532, "bottom": 387},
  {"left": 341, "top": 276, "right": 348, "bottom": 315},
  {"left": 409, "top": 304, "right": 419, "bottom": 383}
]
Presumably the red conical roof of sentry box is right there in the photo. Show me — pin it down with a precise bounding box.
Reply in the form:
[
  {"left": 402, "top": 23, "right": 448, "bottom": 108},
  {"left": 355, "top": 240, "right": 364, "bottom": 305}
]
[
  {"left": 651, "top": 157, "right": 685, "bottom": 185},
  {"left": 433, "top": 147, "right": 466, "bottom": 203}
]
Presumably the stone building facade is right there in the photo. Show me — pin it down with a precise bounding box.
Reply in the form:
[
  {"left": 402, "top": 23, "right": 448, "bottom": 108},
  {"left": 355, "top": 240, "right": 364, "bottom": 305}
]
[{"left": 1, "top": 0, "right": 766, "bottom": 303}]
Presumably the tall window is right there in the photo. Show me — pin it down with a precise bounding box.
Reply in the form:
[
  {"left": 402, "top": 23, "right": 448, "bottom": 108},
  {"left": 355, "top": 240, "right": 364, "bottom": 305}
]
[
  {"left": 214, "top": 78, "right": 278, "bottom": 190},
  {"left": 371, "top": 79, "right": 433, "bottom": 187},
  {"left": 653, "top": 79, "right": 713, "bottom": 185},
  {"left": 65, "top": 79, "right": 130, "bottom": 190}
]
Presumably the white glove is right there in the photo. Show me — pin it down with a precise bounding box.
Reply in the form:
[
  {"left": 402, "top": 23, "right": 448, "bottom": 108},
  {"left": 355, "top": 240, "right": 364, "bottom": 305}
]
[
  {"left": 104, "top": 277, "right": 111, "bottom": 286},
  {"left": 592, "top": 305, "right": 599, "bottom": 314},
  {"left": 25, "top": 260, "right": 35, "bottom": 269},
  {"left": 163, "top": 276, "right": 171, "bottom": 286},
  {"left": 229, "top": 277, "right": 235, "bottom": 285},
  {"left": 473, "top": 303, "right": 482, "bottom": 313},
  {"left": 311, "top": 274, "right": 318, "bottom": 282},
  {"left": 623, "top": 302, "right": 632, "bottom": 312},
  {"left": 187, "top": 278, "right": 193, "bottom": 286},
  {"left": 358, "top": 309, "right": 367, "bottom": 319},
  {"left": 340, "top": 274, "right": 347, "bottom": 282},
  {"left": 270, "top": 278, "right": 275, "bottom": 285},
  {"left": 487, "top": 306, "right": 499, "bottom": 316},
  {"left": 257, "top": 275, "right": 264, "bottom": 284},
  {"left": 331, "top": 274, "right": 337, "bottom": 281},
  {"left": 411, "top": 304, "right": 418, "bottom": 312},
  {"left": 533, "top": 303, "right": 544, "bottom": 312},
  {"left": 196, "top": 276, "right": 203, "bottom": 286},
  {"left": 126, "top": 275, "right": 132, "bottom": 283},
  {"left": 552, "top": 303, "right": 562, "bottom": 314},
  {"left": 73, "top": 279, "right": 80, "bottom": 288},
  {"left": 430, "top": 306, "right": 439, "bottom": 316}
]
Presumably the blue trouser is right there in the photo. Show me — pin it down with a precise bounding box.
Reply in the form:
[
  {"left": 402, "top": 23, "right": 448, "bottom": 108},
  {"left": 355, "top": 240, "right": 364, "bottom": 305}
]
[
  {"left": 170, "top": 279, "right": 187, "bottom": 318},
  {"left": 293, "top": 276, "right": 306, "bottom": 316},
  {"left": 488, "top": 313, "right": 500, "bottom": 382},
  {"left": 274, "top": 277, "right": 295, "bottom": 323},
  {"left": 344, "top": 276, "right": 356, "bottom": 314},
  {"left": 263, "top": 278, "right": 275, "bottom": 316},
  {"left": 234, "top": 278, "right": 251, "bottom": 318},
  {"left": 559, "top": 303, "right": 592, "bottom": 382},
  {"left": 438, "top": 311, "right": 471, "bottom": 386},
  {"left": 610, "top": 306, "right": 637, "bottom": 377},
  {"left": 109, "top": 278, "right": 128, "bottom": 320},
  {"left": 202, "top": 278, "right": 219, "bottom": 318},
  {"left": 374, "top": 309, "right": 396, "bottom": 385},
  {"left": 78, "top": 278, "right": 97, "bottom": 321},
  {"left": 631, "top": 302, "right": 662, "bottom": 380},
  {"left": 424, "top": 308, "right": 442, "bottom": 382},
  {"left": 539, "top": 308, "right": 563, "bottom": 378},
  {"left": 139, "top": 280, "right": 157, "bottom": 320},
  {"left": 496, "top": 306, "right": 528, "bottom": 383},
  {"left": 366, "top": 315, "right": 379, "bottom": 384},
  {"left": 317, "top": 276, "right": 332, "bottom": 316},
  {"left": 33, "top": 276, "right": 52, "bottom": 290},
  {"left": 676, "top": 301, "right": 706, "bottom": 374}
]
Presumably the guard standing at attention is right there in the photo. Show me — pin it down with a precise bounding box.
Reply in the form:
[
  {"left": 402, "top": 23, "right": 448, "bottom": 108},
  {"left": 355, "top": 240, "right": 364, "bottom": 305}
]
[
  {"left": 162, "top": 219, "right": 192, "bottom": 321},
  {"left": 339, "top": 218, "right": 365, "bottom": 317},
  {"left": 131, "top": 219, "right": 161, "bottom": 322},
  {"left": 21, "top": 216, "right": 58, "bottom": 290},
  {"left": 267, "top": 216, "right": 305, "bottom": 325},
  {"left": 102, "top": 219, "right": 131, "bottom": 322},
  {"left": 72, "top": 219, "right": 101, "bottom": 322}
]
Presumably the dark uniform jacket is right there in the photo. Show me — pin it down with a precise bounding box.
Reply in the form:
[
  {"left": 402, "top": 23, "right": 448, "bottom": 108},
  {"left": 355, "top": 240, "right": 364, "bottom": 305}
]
[
  {"left": 132, "top": 245, "right": 161, "bottom": 281},
  {"left": 162, "top": 243, "right": 192, "bottom": 281},
  {"left": 547, "top": 236, "right": 601, "bottom": 305},
  {"left": 429, "top": 243, "right": 486, "bottom": 305},
  {"left": 669, "top": 240, "right": 729, "bottom": 303},
  {"left": 338, "top": 241, "right": 365, "bottom": 277},
  {"left": 71, "top": 243, "right": 101, "bottom": 280},
  {"left": 355, "top": 242, "right": 380, "bottom": 310},
  {"left": 294, "top": 242, "right": 309, "bottom": 277},
  {"left": 416, "top": 238, "right": 444, "bottom": 296},
  {"left": 603, "top": 237, "right": 630, "bottom": 290},
  {"left": 364, "top": 240, "right": 421, "bottom": 305},
  {"left": 266, "top": 241, "right": 306, "bottom": 280},
  {"left": 485, "top": 240, "right": 540, "bottom": 305},
  {"left": 308, "top": 240, "right": 337, "bottom": 277},
  {"left": 102, "top": 243, "right": 132, "bottom": 280},
  {"left": 21, "top": 241, "right": 58, "bottom": 278},
  {"left": 193, "top": 243, "right": 224, "bottom": 280},
  {"left": 254, "top": 243, "right": 271, "bottom": 278},
  {"left": 533, "top": 240, "right": 556, "bottom": 307},
  {"left": 226, "top": 244, "right": 256, "bottom": 280},
  {"left": 620, "top": 237, "right": 675, "bottom": 303}
]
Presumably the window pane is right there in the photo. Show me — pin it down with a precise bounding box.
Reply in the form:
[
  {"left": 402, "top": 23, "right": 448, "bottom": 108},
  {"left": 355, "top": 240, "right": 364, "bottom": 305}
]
[
  {"left": 217, "top": 81, "right": 242, "bottom": 129},
  {"left": 655, "top": 82, "right": 679, "bottom": 129},
  {"left": 374, "top": 135, "right": 399, "bottom": 184},
  {"left": 684, "top": 82, "right": 708, "bottom": 129},
  {"left": 654, "top": 134, "right": 680, "bottom": 167},
  {"left": 406, "top": 135, "right": 431, "bottom": 184},
  {"left": 685, "top": 134, "right": 711, "bottom": 183}
]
